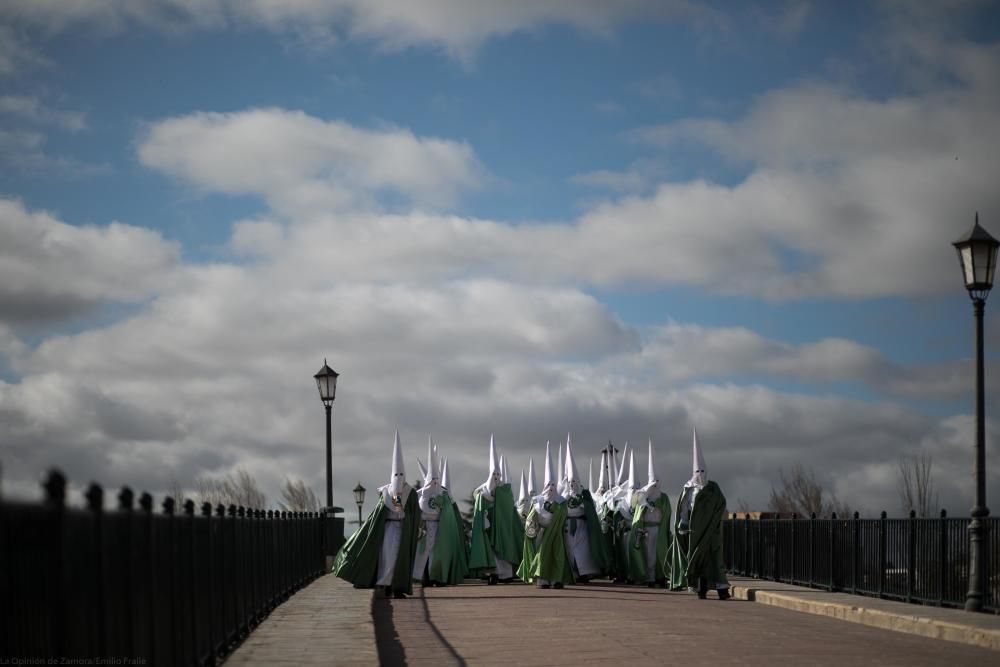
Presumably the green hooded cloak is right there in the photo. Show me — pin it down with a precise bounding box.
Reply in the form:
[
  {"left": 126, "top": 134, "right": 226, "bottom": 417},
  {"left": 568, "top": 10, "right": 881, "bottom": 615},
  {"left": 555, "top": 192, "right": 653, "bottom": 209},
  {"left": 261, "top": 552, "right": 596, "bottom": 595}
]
[
  {"left": 468, "top": 484, "right": 524, "bottom": 575},
  {"left": 626, "top": 493, "right": 672, "bottom": 582},
  {"left": 668, "top": 481, "right": 728, "bottom": 590},
  {"left": 332, "top": 488, "right": 420, "bottom": 594},
  {"left": 426, "top": 490, "right": 470, "bottom": 585},
  {"left": 517, "top": 500, "right": 574, "bottom": 585}
]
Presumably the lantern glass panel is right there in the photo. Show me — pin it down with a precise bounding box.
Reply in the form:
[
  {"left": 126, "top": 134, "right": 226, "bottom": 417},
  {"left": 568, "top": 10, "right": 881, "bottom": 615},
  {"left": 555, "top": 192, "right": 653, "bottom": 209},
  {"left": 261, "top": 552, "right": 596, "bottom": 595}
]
[
  {"left": 974, "top": 244, "right": 992, "bottom": 285},
  {"left": 962, "top": 246, "right": 975, "bottom": 286}
]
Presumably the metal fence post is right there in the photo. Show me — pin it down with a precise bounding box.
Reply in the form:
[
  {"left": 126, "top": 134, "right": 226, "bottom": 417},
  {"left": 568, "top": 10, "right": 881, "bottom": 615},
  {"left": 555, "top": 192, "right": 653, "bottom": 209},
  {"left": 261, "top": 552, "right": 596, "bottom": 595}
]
[
  {"left": 878, "top": 510, "right": 887, "bottom": 598},
  {"left": 852, "top": 511, "right": 859, "bottom": 595},
  {"left": 790, "top": 514, "right": 797, "bottom": 585},
  {"left": 742, "top": 514, "right": 748, "bottom": 576},
  {"left": 829, "top": 512, "right": 837, "bottom": 591},
  {"left": 809, "top": 512, "right": 815, "bottom": 588},
  {"left": 117, "top": 487, "right": 135, "bottom": 659},
  {"left": 85, "top": 483, "right": 107, "bottom": 659},
  {"left": 907, "top": 509, "right": 916, "bottom": 603},
  {"left": 939, "top": 509, "right": 947, "bottom": 606}
]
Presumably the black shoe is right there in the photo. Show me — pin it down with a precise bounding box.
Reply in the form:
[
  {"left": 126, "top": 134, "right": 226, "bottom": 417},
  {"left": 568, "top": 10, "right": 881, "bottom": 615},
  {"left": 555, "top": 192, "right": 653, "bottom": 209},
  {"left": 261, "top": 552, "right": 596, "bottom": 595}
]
[
  {"left": 432, "top": 581, "right": 446, "bottom": 587},
  {"left": 646, "top": 581, "right": 655, "bottom": 588},
  {"left": 553, "top": 582, "right": 564, "bottom": 589},
  {"left": 393, "top": 591, "right": 407, "bottom": 599},
  {"left": 537, "top": 583, "right": 551, "bottom": 589},
  {"left": 487, "top": 574, "right": 499, "bottom": 585},
  {"left": 697, "top": 590, "right": 707, "bottom": 599},
  {"left": 718, "top": 588, "right": 731, "bottom": 600},
  {"left": 697, "top": 577, "right": 709, "bottom": 599},
  {"left": 498, "top": 577, "right": 514, "bottom": 584},
  {"left": 577, "top": 575, "right": 590, "bottom": 583},
  {"left": 384, "top": 586, "right": 392, "bottom": 598}
]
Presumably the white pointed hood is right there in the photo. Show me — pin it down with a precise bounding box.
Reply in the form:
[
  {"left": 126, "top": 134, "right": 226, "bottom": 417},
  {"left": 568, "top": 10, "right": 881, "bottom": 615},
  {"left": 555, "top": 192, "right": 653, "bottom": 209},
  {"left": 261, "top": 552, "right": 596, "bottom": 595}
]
[
  {"left": 556, "top": 441, "right": 565, "bottom": 494},
  {"left": 416, "top": 458, "right": 428, "bottom": 482},
  {"left": 565, "top": 433, "right": 582, "bottom": 496},
  {"left": 597, "top": 450, "right": 609, "bottom": 494},
  {"left": 643, "top": 438, "right": 661, "bottom": 502},
  {"left": 500, "top": 455, "right": 509, "bottom": 485},
  {"left": 687, "top": 427, "right": 707, "bottom": 489},
  {"left": 541, "top": 441, "right": 558, "bottom": 502},
  {"left": 527, "top": 457, "right": 537, "bottom": 495},
  {"left": 615, "top": 442, "right": 630, "bottom": 487},
  {"left": 589, "top": 458, "right": 594, "bottom": 492},
  {"left": 441, "top": 458, "right": 450, "bottom": 490},
  {"left": 483, "top": 433, "right": 502, "bottom": 493},
  {"left": 517, "top": 468, "right": 530, "bottom": 516},
  {"left": 388, "top": 429, "right": 406, "bottom": 497},
  {"left": 425, "top": 436, "right": 440, "bottom": 486}
]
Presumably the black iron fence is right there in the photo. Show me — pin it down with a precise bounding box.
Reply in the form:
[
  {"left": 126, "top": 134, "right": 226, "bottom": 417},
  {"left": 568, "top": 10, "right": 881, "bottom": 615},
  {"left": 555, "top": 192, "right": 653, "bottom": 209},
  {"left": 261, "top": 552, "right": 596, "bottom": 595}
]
[
  {"left": 723, "top": 511, "right": 999, "bottom": 614},
  {"left": 1, "top": 469, "right": 331, "bottom": 664}
]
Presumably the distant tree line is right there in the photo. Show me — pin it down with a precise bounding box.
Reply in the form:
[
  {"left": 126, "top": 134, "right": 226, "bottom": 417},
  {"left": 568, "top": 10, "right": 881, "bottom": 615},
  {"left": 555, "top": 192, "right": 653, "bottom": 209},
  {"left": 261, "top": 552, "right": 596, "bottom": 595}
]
[{"left": 166, "top": 467, "right": 319, "bottom": 512}]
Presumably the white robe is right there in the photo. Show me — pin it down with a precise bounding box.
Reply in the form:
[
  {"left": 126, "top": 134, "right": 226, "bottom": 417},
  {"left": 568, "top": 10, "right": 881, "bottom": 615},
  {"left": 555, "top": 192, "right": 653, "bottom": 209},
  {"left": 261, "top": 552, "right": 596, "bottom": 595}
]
[
  {"left": 563, "top": 500, "right": 598, "bottom": 577},
  {"left": 375, "top": 486, "right": 408, "bottom": 587}
]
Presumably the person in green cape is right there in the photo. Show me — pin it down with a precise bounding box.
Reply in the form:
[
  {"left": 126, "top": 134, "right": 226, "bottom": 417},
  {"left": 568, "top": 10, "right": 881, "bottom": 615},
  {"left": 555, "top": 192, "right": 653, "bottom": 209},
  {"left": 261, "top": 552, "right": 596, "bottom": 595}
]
[
  {"left": 626, "top": 440, "right": 672, "bottom": 588},
  {"left": 468, "top": 435, "right": 523, "bottom": 584},
  {"left": 669, "top": 428, "right": 730, "bottom": 599},
  {"left": 518, "top": 441, "right": 573, "bottom": 588},
  {"left": 561, "top": 435, "right": 610, "bottom": 582},
  {"left": 412, "top": 437, "right": 468, "bottom": 586},
  {"left": 331, "top": 429, "right": 419, "bottom": 599},
  {"left": 607, "top": 442, "right": 635, "bottom": 583}
]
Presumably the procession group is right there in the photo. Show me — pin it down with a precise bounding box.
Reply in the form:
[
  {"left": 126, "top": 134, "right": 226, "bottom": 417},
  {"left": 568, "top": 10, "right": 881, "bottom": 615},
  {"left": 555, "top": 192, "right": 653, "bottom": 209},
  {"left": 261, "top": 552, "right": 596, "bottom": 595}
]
[{"left": 331, "top": 429, "right": 730, "bottom": 601}]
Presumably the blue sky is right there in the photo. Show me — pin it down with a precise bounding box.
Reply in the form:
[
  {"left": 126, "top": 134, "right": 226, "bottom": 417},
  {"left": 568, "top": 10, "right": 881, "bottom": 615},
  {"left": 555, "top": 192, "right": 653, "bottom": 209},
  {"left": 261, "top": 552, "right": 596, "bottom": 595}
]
[{"left": 1, "top": 1, "right": 999, "bottom": 516}]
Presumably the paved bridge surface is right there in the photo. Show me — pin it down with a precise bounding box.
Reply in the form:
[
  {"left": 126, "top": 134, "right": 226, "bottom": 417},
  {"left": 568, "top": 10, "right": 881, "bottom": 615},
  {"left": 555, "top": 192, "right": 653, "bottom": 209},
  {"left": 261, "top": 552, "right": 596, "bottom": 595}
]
[{"left": 225, "top": 575, "right": 1000, "bottom": 666}]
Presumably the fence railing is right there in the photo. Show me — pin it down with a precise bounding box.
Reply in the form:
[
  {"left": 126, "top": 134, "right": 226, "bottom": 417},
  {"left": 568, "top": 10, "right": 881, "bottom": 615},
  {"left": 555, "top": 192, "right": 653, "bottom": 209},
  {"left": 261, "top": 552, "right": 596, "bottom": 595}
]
[
  {"left": 1, "top": 469, "right": 331, "bottom": 664},
  {"left": 723, "top": 511, "right": 999, "bottom": 614}
]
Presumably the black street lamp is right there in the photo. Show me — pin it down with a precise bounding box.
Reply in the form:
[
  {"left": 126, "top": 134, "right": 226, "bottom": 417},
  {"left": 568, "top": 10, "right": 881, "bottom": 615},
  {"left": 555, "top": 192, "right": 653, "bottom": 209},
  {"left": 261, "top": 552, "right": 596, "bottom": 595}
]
[
  {"left": 314, "top": 360, "right": 339, "bottom": 510},
  {"left": 952, "top": 213, "right": 999, "bottom": 613},
  {"left": 353, "top": 482, "right": 366, "bottom": 527}
]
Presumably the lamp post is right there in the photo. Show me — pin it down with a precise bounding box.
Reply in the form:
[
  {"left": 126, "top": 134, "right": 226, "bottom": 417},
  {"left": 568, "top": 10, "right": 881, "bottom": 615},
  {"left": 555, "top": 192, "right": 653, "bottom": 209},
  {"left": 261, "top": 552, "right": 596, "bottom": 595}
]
[
  {"left": 353, "top": 482, "right": 366, "bottom": 527},
  {"left": 314, "top": 360, "right": 339, "bottom": 510},
  {"left": 952, "top": 213, "right": 998, "bottom": 613}
]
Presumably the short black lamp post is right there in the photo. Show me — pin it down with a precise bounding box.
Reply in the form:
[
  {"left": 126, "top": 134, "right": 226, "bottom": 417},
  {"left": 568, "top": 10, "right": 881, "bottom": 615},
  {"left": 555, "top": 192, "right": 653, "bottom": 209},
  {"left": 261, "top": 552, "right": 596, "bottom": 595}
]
[
  {"left": 353, "top": 482, "right": 366, "bottom": 527},
  {"left": 314, "top": 359, "right": 339, "bottom": 509},
  {"left": 952, "top": 213, "right": 999, "bottom": 612}
]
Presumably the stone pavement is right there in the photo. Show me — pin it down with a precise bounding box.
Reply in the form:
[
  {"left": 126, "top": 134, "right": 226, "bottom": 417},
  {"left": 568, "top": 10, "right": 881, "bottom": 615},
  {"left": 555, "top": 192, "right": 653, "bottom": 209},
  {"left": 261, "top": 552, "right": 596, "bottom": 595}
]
[
  {"left": 728, "top": 576, "right": 1000, "bottom": 651},
  {"left": 225, "top": 574, "right": 1000, "bottom": 665}
]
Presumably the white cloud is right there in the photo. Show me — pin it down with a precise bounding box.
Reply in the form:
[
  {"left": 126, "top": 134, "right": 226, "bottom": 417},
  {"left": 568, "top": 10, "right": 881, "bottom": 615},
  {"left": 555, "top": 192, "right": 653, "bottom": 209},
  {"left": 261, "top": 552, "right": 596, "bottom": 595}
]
[
  {"left": 138, "top": 109, "right": 486, "bottom": 214},
  {"left": 0, "top": 25, "right": 49, "bottom": 78},
  {"left": 0, "top": 0, "right": 720, "bottom": 61},
  {"left": 0, "top": 95, "right": 87, "bottom": 131},
  {"left": 0, "top": 198, "right": 179, "bottom": 324}
]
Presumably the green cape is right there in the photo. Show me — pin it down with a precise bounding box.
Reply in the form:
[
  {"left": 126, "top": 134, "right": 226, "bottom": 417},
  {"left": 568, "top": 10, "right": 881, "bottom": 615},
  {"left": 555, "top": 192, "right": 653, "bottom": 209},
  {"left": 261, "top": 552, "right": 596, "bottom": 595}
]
[
  {"left": 517, "top": 500, "right": 574, "bottom": 584},
  {"left": 580, "top": 490, "right": 611, "bottom": 574},
  {"left": 468, "top": 484, "right": 523, "bottom": 574},
  {"left": 426, "top": 490, "right": 470, "bottom": 585},
  {"left": 331, "top": 488, "right": 420, "bottom": 594},
  {"left": 626, "top": 493, "right": 672, "bottom": 582},
  {"left": 668, "top": 481, "right": 728, "bottom": 590}
]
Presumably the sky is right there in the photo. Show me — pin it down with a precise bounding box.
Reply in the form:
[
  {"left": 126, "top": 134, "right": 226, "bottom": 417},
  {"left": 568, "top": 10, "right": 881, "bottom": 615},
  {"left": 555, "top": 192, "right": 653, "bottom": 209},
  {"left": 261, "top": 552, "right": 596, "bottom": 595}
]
[{"left": 1, "top": 0, "right": 999, "bottom": 518}]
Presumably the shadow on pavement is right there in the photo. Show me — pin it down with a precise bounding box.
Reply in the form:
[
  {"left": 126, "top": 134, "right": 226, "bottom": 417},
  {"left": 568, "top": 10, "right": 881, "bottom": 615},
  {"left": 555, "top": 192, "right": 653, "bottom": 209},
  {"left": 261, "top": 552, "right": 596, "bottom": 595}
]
[
  {"left": 418, "top": 587, "right": 468, "bottom": 666},
  {"left": 373, "top": 595, "right": 407, "bottom": 666}
]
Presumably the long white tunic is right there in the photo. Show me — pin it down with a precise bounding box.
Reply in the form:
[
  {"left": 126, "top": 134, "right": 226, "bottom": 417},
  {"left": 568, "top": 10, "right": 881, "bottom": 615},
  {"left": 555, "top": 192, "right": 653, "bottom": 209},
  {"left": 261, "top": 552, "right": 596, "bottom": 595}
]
[
  {"left": 375, "top": 486, "right": 409, "bottom": 587},
  {"left": 563, "top": 495, "right": 598, "bottom": 577},
  {"left": 412, "top": 488, "right": 443, "bottom": 579}
]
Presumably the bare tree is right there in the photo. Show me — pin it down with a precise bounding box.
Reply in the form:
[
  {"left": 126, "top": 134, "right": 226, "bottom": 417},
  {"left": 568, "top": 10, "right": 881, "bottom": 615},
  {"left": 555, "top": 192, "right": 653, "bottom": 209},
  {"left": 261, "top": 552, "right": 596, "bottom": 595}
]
[
  {"left": 278, "top": 477, "right": 319, "bottom": 512},
  {"left": 768, "top": 463, "right": 850, "bottom": 517},
  {"left": 898, "top": 452, "right": 938, "bottom": 518},
  {"left": 166, "top": 477, "right": 187, "bottom": 506},
  {"left": 195, "top": 467, "right": 267, "bottom": 509}
]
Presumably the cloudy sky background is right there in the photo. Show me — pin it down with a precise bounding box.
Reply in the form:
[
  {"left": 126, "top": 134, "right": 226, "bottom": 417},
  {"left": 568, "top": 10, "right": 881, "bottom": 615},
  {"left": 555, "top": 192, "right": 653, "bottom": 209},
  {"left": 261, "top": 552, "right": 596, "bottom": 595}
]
[{"left": 1, "top": 0, "right": 999, "bottom": 517}]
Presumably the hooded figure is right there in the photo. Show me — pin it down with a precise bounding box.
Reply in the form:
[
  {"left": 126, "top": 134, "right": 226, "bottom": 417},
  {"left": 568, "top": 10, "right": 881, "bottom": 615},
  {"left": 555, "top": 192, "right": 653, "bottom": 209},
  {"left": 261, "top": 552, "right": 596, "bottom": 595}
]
[
  {"left": 527, "top": 457, "right": 537, "bottom": 497},
  {"left": 518, "top": 441, "right": 573, "bottom": 588},
  {"left": 517, "top": 469, "right": 531, "bottom": 519},
  {"left": 561, "top": 434, "right": 610, "bottom": 582},
  {"left": 625, "top": 439, "right": 672, "bottom": 587},
  {"left": 468, "top": 435, "right": 524, "bottom": 584},
  {"left": 412, "top": 437, "right": 469, "bottom": 586},
  {"left": 332, "top": 430, "right": 419, "bottom": 598},
  {"left": 669, "top": 428, "right": 730, "bottom": 599},
  {"left": 607, "top": 450, "right": 640, "bottom": 582}
]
